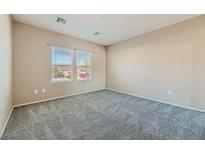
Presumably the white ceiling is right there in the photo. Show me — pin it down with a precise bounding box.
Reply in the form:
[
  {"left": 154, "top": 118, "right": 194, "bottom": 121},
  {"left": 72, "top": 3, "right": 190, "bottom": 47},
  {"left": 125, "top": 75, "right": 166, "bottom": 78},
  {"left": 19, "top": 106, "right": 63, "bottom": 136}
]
[{"left": 13, "top": 14, "right": 199, "bottom": 46}]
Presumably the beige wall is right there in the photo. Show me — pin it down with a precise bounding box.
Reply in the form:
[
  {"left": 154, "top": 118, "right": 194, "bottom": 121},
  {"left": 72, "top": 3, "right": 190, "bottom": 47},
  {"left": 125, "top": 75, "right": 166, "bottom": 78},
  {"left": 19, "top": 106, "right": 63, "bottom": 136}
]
[
  {"left": 10, "top": 15, "right": 205, "bottom": 111},
  {"left": 13, "top": 22, "right": 106, "bottom": 105},
  {"left": 107, "top": 15, "right": 205, "bottom": 111},
  {"left": 0, "top": 15, "right": 13, "bottom": 137}
]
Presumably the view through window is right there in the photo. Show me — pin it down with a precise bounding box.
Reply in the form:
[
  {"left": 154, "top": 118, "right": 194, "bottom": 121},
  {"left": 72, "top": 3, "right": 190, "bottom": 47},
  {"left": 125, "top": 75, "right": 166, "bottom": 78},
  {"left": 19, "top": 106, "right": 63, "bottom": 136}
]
[
  {"left": 76, "top": 51, "right": 92, "bottom": 80},
  {"left": 51, "top": 46, "right": 72, "bottom": 82}
]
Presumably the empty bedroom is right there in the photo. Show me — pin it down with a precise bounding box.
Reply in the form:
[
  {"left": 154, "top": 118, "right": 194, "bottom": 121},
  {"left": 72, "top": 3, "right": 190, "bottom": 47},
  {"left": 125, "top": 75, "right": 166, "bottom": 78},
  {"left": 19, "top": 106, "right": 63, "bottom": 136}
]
[{"left": 1, "top": 14, "right": 205, "bottom": 140}]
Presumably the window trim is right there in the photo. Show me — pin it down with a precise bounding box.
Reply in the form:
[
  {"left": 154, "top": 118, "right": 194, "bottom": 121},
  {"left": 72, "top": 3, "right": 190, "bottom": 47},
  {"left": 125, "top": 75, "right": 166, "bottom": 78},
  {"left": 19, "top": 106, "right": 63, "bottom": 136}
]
[
  {"left": 51, "top": 46, "right": 74, "bottom": 83},
  {"left": 76, "top": 50, "right": 93, "bottom": 81}
]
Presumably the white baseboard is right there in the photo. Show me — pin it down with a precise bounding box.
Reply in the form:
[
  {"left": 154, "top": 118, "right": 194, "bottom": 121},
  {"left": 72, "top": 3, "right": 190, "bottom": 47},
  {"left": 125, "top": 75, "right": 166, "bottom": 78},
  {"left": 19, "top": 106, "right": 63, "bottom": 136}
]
[
  {"left": 106, "top": 88, "right": 205, "bottom": 114},
  {"left": 0, "top": 105, "right": 14, "bottom": 139},
  {"left": 14, "top": 88, "right": 106, "bottom": 108}
]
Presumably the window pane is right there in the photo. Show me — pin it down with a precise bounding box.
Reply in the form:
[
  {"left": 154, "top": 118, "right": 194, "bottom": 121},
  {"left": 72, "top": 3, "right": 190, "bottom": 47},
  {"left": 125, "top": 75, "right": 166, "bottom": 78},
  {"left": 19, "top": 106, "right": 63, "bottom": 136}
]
[
  {"left": 52, "top": 65, "right": 72, "bottom": 81},
  {"left": 77, "top": 51, "right": 91, "bottom": 66},
  {"left": 77, "top": 66, "right": 91, "bottom": 80},
  {"left": 52, "top": 47, "right": 72, "bottom": 65},
  {"left": 76, "top": 51, "right": 92, "bottom": 80},
  {"left": 51, "top": 47, "right": 72, "bottom": 81}
]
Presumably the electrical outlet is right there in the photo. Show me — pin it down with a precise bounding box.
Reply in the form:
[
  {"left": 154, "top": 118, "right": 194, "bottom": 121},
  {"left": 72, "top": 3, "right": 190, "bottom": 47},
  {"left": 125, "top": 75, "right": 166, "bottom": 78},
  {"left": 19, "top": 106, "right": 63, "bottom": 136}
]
[
  {"left": 34, "top": 89, "right": 38, "bottom": 94},
  {"left": 168, "top": 90, "right": 172, "bottom": 95},
  {"left": 42, "top": 89, "right": 46, "bottom": 93}
]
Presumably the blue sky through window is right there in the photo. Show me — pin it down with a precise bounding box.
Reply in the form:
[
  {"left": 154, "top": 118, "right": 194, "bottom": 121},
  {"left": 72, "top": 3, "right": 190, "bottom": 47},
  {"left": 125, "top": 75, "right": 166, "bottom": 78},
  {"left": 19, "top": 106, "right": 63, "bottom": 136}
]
[
  {"left": 52, "top": 47, "right": 91, "bottom": 66},
  {"left": 52, "top": 48, "right": 72, "bottom": 65},
  {"left": 77, "top": 51, "right": 91, "bottom": 66}
]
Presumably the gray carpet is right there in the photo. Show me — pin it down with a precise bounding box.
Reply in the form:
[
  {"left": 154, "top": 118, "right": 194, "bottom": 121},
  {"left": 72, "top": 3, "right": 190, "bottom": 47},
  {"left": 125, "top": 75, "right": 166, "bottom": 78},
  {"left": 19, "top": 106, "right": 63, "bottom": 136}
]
[{"left": 2, "top": 89, "right": 205, "bottom": 140}]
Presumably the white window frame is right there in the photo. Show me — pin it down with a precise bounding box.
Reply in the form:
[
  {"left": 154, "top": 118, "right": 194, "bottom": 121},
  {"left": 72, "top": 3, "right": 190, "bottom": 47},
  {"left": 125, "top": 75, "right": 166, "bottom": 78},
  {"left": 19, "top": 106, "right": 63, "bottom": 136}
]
[
  {"left": 51, "top": 46, "right": 73, "bottom": 83},
  {"left": 76, "top": 50, "right": 93, "bottom": 81}
]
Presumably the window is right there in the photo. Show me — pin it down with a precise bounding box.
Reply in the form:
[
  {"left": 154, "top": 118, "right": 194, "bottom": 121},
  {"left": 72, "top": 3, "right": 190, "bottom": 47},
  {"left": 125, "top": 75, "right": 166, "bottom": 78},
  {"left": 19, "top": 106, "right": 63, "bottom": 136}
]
[
  {"left": 51, "top": 46, "right": 73, "bottom": 82},
  {"left": 76, "top": 50, "right": 92, "bottom": 80}
]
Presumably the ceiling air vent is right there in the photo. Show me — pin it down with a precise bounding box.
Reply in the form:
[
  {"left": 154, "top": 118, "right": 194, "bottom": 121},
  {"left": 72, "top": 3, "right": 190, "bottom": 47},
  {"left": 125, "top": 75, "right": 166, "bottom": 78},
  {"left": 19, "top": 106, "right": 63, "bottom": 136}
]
[
  {"left": 56, "top": 17, "right": 67, "bottom": 24},
  {"left": 93, "top": 32, "right": 100, "bottom": 35}
]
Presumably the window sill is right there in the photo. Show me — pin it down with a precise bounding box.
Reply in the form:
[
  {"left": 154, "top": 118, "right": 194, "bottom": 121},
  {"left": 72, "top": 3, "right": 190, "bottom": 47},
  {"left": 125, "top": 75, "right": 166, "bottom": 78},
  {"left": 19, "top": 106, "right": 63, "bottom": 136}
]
[
  {"left": 77, "top": 78, "right": 92, "bottom": 81},
  {"left": 51, "top": 79, "right": 73, "bottom": 83}
]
